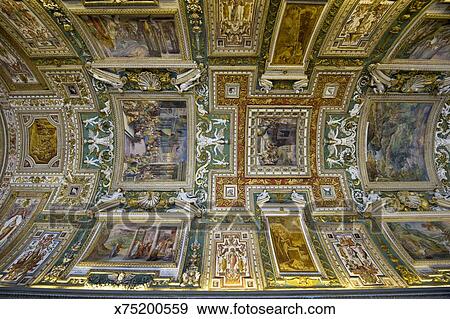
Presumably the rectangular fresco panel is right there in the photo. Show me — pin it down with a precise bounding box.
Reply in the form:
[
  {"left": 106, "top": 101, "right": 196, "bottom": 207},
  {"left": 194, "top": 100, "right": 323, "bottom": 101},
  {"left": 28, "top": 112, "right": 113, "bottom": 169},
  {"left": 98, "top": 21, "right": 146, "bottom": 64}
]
[
  {"left": 0, "top": 194, "right": 46, "bottom": 251},
  {"left": 215, "top": 233, "right": 251, "bottom": 286},
  {"left": 272, "top": 3, "right": 324, "bottom": 65},
  {"left": 0, "top": 0, "right": 64, "bottom": 50},
  {"left": 217, "top": 0, "right": 255, "bottom": 46},
  {"left": 205, "top": 229, "right": 262, "bottom": 290},
  {"left": 121, "top": 99, "right": 188, "bottom": 183},
  {"left": 0, "top": 231, "right": 62, "bottom": 283},
  {"left": 217, "top": 0, "right": 255, "bottom": 45},
  {"left": 366, "top": 102, "right": 433, "bottom": 182},
  {"left": 80, "top": 15, "right": 180, "bottom": 58},
  {"left": 0, "top": 35, "right": 37, "bottom": 84},
  {"left": 320, "top": 225, "right": 404, "bottom": 287},
  {"left": 332, "top": 233, "right": 383, "bottom": 285},
  {"left": 387, "top": 221, "right": 450, "bottom": 261},
  {"left": 207, "top": 0, "right": 268, "bottom": 55},
  {"left": 395, "top": 19, "right": 450, "bottom": 60},
  {"left": 84, "top": 224, "right": 178, "bottom": 264},
  {"left": 267, "top": 216, "right": 317, "bottom": 273},
  {"left": 336, "top": 0, "right": 394, "bottom": 48}
]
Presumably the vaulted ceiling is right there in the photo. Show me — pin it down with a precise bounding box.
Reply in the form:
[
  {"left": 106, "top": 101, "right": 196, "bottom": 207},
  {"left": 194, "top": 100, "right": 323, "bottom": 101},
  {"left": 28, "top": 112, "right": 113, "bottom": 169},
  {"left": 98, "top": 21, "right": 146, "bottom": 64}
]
[{"left": 0, "top": 0, "right": 449, "bottom": 296}]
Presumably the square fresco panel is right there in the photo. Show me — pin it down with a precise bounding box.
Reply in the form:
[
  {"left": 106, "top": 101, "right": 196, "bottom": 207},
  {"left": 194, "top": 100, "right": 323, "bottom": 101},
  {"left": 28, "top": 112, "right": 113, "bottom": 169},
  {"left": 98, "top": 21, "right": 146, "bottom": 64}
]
[
  {"left": 256, "top": 118, "right": 297, "bottom": 166},
  {"left": 246, "top": 108, "right": 309, "bottom": 177},
  {"left": 80, "top": 15, "right": 180, "bottom": 58},
  {"left": 366, "top": 102, "right": 433, "bottom": 182},
  {"left": 121, "top": 99, "right": 188, "bottom": 183},
  {"left": 387, "top": 222, "right": 450, "bottom": 261},
  {"left": 267, "top": 216, "right": 317, "bottom": 273},
  {"left": 395, "top": 19, "right": 450, "bottom": 60},
  {"left": 84, "top": 224, "right": 178, "bottom": 264}
]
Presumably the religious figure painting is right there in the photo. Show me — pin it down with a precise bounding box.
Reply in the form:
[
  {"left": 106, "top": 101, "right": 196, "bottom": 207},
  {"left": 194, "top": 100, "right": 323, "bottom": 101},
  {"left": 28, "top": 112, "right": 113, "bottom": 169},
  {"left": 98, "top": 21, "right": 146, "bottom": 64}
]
[
  {"left": 0, "top": 0, "right": 65, "bottom": 51},
  {"left": 267, "top": 216, "right": 317, "bottom": 273},
  {"left": 332, "top": 234, "right": 383, "bottom": 285},
  {"left": 256, "top": 118, "right": 297, "bottom": 167},
  {"left": 120, "top": 99, "right": 188, "bottom": 184},
  {"left": 395, "top": 18, "right": 450, "bottom": 60},
  {"left": 80, "top": 15, "right": 180, "bottom": 58},
  {"left": 387, "top": 222, "right": 450, "bottom": 262},
  {"left": 215, "top": 233, "right": 251, "bottom": 287},
  {"left": 365, "top": 102, "right": 433, "bottom": 183},
  {"left": 246, "top": 107, "right": 309, "bottom": 177},
  {"left": 272, "top": 3, "right": 324, "bottom": 65},
  {"left": 337, "top": 0, "right": 394, "bottom": 48},
  {"left": 0, "top": 231, "right": 62, "bottom": 283},
  {"left": 331, "top": 0, "right": 395, "bottom": 52},
  {"left": 0, "top": 35, "right": 37, "bottom": 84},
  {"left": 320, "top": 225, "right": 404, "bottom": 288},
  {"left": 84, "top": 224, "right": 178, "bottom": 265},
  {"left": 0, "top": 195, "right": 45, "bottom": 252},
  {"left": 218, "top": 0, "right": 255, "bottom": 45},
  {"left": 204, "top": 228, "right": 262, "bottom": 290},
  {"left": 28, "top": 118, "right": 58, "bottom": 165}
]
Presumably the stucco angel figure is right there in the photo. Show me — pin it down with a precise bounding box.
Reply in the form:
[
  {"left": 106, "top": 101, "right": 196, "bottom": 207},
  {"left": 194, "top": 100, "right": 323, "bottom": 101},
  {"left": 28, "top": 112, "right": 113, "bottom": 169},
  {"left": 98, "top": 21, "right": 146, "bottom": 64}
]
[
  {"left": 85, "top": 130, "right": 114, "bottom": 154},
  {"left": 327, "top": 127, "right": 356, "bottom": 157},
  {"left": 196, "top": 124, "right": 227, "bottom": 156},
  {"left": 368, "top": 64, "right": 394, "bottom": 94},
  {"left": 176, "top": 189, "right": 198, "bottom": 204},
  {"left": 256, "top": 190, "right": 271, "bottom": 206},
  {"left": 97, "top": 188, "right": 124, "bottom": 204},
  {"left": 361, "top": 191, "right": 381, "bottom": 212},
  {"left": 291, "top": 190, "right": 306, "bottom": 205},
  {"left": 259, "top": 78, "right": 273, "bottom": 93},
  {"left": 172, "top": 64, "right": 205, "bottom": 93}
]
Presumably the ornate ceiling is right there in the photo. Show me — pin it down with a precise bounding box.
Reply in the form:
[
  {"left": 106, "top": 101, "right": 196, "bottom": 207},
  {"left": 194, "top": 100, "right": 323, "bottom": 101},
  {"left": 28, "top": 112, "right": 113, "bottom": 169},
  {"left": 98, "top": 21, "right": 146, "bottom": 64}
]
[{"left": 0, "top": 0, "right": 449, "bottom": 296}]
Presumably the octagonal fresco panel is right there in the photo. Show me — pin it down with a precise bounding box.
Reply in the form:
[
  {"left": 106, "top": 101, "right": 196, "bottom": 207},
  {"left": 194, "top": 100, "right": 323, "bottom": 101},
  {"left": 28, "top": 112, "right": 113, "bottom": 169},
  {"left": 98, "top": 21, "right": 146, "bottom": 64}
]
[{"left": 28, "top": 118, "right": 58, "bottom": 165}]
